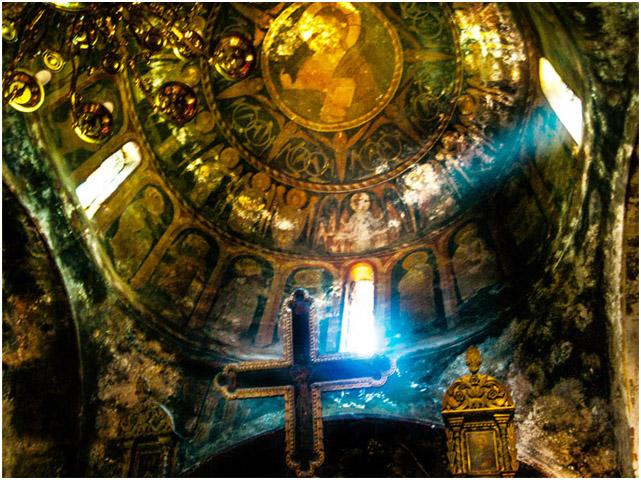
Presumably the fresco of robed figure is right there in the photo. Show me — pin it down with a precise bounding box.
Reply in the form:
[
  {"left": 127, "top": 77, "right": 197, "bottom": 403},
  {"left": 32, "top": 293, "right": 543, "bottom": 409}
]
[{"left": 262, "top": 2, "right": 402, "bottom": 131}]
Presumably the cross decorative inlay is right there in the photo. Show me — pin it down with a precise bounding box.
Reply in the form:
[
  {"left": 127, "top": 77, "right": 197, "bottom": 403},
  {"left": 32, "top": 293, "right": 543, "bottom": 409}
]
[{"left": 214, "top": 288, "right": 396, "bottom": 477}]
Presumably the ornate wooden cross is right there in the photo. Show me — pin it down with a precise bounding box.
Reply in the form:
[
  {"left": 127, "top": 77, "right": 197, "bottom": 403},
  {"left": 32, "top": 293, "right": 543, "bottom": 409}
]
[{"left": 214, "top": 288, "right": 396, "bottom": 477}]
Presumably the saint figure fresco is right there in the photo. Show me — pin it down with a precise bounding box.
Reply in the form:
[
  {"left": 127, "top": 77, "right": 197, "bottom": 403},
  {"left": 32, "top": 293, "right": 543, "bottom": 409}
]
[
  {"left": 206, "top": 256, "right": 273, "bottom": 346},
  {"left": 398, "top": 252, "right": 436, "bottom": 329},
  {"left": 451, "top": 223, "right": 501, "bottom": 303},
  {"left": 143, "top": 230, "right": 219, "bottom": 324},
  {"left": 269, "top": 187, "right": 318, "bottom": 250},
  {"left": 106, "top": 186, "right": 172, "bottom": 281},
  {"left": 320, "top": 192, "right": 392, "bottom": 253},
  {"left": 227, "top": 172, "right": 275, "bottom": 236},
  {"left": 391, "top": 249, "right": 445, "bottom": 343},
  {"left": 278, "top": 3, "right": 379, "bottom": 123},
  {"left": 185, "top": 145, "right": 241, "bottom": 209},
  {"left": 262, "top": 2, "right": 402, "bottom": 131}
]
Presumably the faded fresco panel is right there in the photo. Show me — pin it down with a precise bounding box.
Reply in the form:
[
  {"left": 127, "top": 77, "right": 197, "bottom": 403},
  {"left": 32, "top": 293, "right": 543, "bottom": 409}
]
[
  {"left": 142, "top": 229, "right": 219, "bottom": 325},
  {"left": 180, "top": 144, "right": 243, "bottom": 211},
  {"left": 317, "top": 192, "right": 394, "bottom": 253},
  {"left": 382, "top": 186, "right": 414, "bottom": 237},
  {"left": 390, "top": 249, "right": 445, "bottom": 344},
  {"left": 500, "top": 173, "right": 549, "bottom": 264},
  {"left": 399, "top": 163, "right": 460, "bottom": 233},
  {"left": 105, "top": 185, "right": 173, "bottom": 281},
  {"left": 205, "top": 255, "right": 274, "bottom": 347},
  {"left": 450, "top": 222, "right": 501, "bottom": 318},
  {"left": 313, "top": 197, "right": 339, "bottom": 254},
  {"left": 268, "top": 187, "right": 318, "bottom": 251},
  {"left": 221, "top": 172, "right": 275, "bottom": 238}
]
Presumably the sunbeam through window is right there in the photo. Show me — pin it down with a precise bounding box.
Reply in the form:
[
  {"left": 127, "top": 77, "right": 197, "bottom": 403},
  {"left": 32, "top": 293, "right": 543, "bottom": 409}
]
[
  {"left": 340, "top": 263, "right": 378, "bottom": 355},
  {"left": 539, "top": 57, "right": 583, "bottom": 144}
]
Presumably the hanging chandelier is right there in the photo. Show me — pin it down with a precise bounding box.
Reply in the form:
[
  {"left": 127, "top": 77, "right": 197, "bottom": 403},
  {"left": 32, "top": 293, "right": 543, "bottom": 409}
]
[{"left": 2, "top": 2, "right": 256, "bottom": 143}]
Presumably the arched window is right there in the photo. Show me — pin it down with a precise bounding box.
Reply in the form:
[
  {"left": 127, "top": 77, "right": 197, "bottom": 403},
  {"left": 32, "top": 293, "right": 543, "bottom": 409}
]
[
  {"left": 76, "top": 141, "right": 142, "bottom": 218},
  {"left": 339, "top": 262, "right": 378, "bottom": 355},
  {"left": 539, "top": 57, "right": 583, "bottom": 144}
]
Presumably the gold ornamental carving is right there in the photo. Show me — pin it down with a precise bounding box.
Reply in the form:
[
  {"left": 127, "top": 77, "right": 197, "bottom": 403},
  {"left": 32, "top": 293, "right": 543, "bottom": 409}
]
[
  {"left": 441, "top": 346, "right": 518, "bottom": 477},
  {"left": 442, "top": 373, "right": 514, "bottom": 412},
  {"left": 116, "top": 377, "right": 180, "bottom": 477}
]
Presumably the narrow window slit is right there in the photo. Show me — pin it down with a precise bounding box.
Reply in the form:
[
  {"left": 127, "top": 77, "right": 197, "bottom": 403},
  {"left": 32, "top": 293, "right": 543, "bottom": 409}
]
[
  {"left": 76, "top": 141, "right": 142, "bottom": 219},
  {"left": 340, "top": 263, "right": 378, "bottom": 355},
  {"left": 539, "top": 57, "right": 583, "bottom": 144}
]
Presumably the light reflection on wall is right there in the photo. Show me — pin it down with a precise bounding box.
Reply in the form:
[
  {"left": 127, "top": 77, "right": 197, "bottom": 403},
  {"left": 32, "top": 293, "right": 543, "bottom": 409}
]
[
  {"left": 339, "top": 263, "right": 378, "bottom": 355},
  {"left": 539, "top": 57, "right": 583, "bottom": 144},
  {"left": 76, "top": 141, "right": 142, "bottom": 218}
]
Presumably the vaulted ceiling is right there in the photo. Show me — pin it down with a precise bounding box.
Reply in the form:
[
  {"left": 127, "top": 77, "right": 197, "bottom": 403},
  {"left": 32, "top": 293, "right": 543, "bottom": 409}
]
[
  {"left": 19, "top": 2, "right": 542, "bottom": 359},
  {"left": 2, "top": 2, "right": 638, "bottom": 478}
]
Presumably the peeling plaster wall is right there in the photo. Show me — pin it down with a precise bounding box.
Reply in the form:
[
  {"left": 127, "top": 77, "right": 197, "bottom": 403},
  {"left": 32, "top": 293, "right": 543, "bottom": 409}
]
[
  {"left": 620, "top": 151, "right": 639, "bottom": 475},
  {"left": 2, "top": 108, "right": 185, "bottom": 477},
  {"left": 512, "top": 4, "right": 639, "bottom": 476},
  {"left": 563, "top": 4, "right": 639, "bottom": 477},
  {"left": 2, "top": 187, "right": 82, "bottom": 477}
]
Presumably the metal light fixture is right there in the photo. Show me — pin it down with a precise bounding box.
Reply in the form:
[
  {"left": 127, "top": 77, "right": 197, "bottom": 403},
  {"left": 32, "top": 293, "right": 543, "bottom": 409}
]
[
  {"left": 3, "top": 70, "right": 45, "bottom": 112},
  {"left": 1, "top": 3, "right": 254, "bottom": 143},
  {"left": 211, "top": 35, "right": 256, "bottom": 81}
]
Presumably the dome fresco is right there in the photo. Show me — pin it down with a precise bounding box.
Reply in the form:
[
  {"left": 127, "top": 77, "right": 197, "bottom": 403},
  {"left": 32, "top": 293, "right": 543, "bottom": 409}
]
[
  {"left": 62, "top": 1, "right": 534, "bottom": 359},
  {"left": 22, "top": 0, "right": 554, "bottom": 363},
  {"left": 30, "top": 3, "right": 540, "bottom": 359},
  {"left": 129, "top": 3, "right": 532, "bottom": 257}
]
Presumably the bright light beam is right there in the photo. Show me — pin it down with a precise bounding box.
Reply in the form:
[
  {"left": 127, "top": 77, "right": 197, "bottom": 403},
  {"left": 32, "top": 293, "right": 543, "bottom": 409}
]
[
  {"left": 340, "top": 264, "right": 378, "bottom": 355},
  {"left": 539, "top": 57, "right": 583, "bottom": 144}
]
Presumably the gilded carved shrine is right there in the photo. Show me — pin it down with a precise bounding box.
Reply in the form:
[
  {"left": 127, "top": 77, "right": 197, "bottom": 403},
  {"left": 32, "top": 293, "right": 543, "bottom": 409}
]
[
  {"left": 442, "top": 346, "right": 518, "bottom": 477},
  {"left": 116, "top": 377, "right": 181, "bottom": 477},
  {"left": 214, "top": 288, "right": 397, "bottom": 477}
]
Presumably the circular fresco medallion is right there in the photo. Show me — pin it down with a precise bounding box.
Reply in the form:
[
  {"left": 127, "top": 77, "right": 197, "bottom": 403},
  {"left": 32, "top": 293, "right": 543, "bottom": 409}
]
[{"left": 261, "top": 2, "right": 403, "bottom": 132}]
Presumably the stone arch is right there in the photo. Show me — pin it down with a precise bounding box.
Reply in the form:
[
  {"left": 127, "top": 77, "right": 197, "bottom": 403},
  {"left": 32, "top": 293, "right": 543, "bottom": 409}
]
[{"left": 2, "top": 185, "right": 83, "bottom": 476}]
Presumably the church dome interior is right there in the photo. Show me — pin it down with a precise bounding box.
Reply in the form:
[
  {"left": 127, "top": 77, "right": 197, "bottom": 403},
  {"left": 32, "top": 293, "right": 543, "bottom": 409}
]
[{"left": 2, "top": 2, "right": 638, "bottom": 477}]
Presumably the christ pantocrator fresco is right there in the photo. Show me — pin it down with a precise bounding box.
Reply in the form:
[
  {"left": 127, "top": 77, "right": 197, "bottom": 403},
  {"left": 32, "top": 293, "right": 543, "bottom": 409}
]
[{"left": 262, "top": 2, "right": 402, "bottom": 132}]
